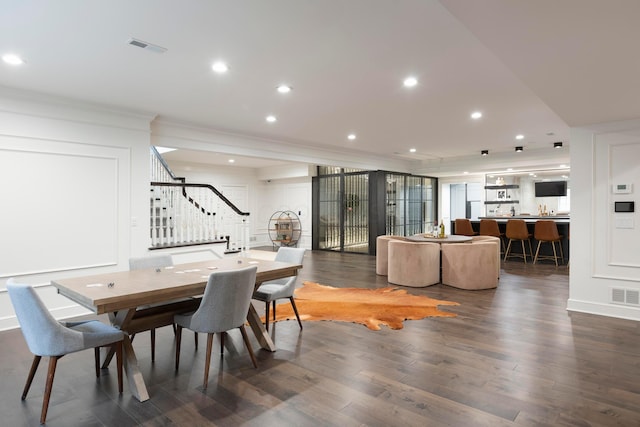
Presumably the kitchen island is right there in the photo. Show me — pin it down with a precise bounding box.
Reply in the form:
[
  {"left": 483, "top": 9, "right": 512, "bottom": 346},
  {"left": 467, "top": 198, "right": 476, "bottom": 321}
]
[{"left": 451, "top": 216, "right": 570, "bottom": 263}]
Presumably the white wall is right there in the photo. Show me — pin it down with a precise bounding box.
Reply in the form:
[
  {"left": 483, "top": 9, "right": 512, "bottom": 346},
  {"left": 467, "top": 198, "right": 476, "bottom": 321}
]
[
  {"left": 568, "top": 119, "right": 640, "bottom": 320},
  {"left": 0, "top": 89, "right": 154, "bottom": 329}
]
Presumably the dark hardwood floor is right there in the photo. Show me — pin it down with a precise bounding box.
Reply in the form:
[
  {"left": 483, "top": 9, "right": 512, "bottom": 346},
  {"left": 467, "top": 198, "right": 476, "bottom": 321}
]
[{"left": 2, "top": 250, "right": 640, "bottom": 426}]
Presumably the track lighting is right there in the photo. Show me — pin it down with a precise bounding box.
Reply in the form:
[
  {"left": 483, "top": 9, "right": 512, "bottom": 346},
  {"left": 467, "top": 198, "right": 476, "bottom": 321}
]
[{"left": 515, "top": 146, "right": 523, "bottom": 153}]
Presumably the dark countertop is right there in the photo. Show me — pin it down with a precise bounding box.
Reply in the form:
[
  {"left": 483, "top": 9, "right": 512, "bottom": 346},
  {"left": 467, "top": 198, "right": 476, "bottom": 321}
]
[{"left": 477, "top": 216, "right": 570, "bottom": 223}]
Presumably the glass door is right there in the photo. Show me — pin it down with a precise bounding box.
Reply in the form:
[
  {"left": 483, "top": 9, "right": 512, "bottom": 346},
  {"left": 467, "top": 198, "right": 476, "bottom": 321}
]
[
  {"left": 314, "top": 169, "right": 436, "bottom": 253},
  {"left": 386, "top": 173, "right": 436, "bottom": 236},
  {"left": 386, "top": 174, "right": 406, "bottom": 236},
  {"left": 317, "top": 171, "right": 369, "bottom": 253},
  {"left": 318, "top": 175, "right": 341, "bottom": 250},
  {"left": 343, "top": 172, "right": 369, "bottom": 253}
]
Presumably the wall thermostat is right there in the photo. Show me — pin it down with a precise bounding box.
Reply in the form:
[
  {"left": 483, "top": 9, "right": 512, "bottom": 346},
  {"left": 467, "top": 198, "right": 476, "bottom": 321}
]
[
  {"left": 613, "top": 183, "right": 633, "bottom": 194},
  {"left": 614, "top": 201, "right": 635, "bottom": 213}
]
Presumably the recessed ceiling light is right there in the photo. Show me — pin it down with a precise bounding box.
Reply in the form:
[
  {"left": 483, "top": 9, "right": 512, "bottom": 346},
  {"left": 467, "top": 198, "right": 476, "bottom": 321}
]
[
  {"left": 560, "top": 164, "right": 567, "bottom": 168},
  {"left": 463, "top": 171, "right": 469, "bottom": 175},
  {"left": 211, "top": 61, "right": 229, "bottom": 73},
  {"left": 516, "top": 134, "right": 524, "bottom": 140},
  {"left": 515, "top": 146, "right": 523, "bottom": 152},
  {"left": 481, "top": 150, "right": 488, "bottom": 156},
  {"left": 2, "top": 53, "right": 24, "bottom": 65},
  {"left": 471, "top": 111, "right": 482, "bottom": 120},
  {"left": 228, "top": 159, "right": 235, "bottom": 163},
  {"left": 409, "top": 148, "right": 417, "bottom": 153},
  {"left": 347, "top": 134, "right": 356, "bottom": 141},
  {"left": 403, "top": 76, "right": 418, "bottom": 87},
  {"left": 554, "top": 141, "right": 563, "bottom": 148},
  {"left": 277, "top": 85, "right": 291, "bottom": 94},
  {"left": 266, "top": 115, "right": 277, "bottom": 123},
  {"left": 507, "top": 168, "right": 513, "bottom": 171}
]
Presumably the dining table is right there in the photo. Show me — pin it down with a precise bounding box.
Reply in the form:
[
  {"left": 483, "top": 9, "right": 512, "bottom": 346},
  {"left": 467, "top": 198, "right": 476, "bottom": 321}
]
[{"left": 51, "top": 255, "right": 302, "bottom": 402}]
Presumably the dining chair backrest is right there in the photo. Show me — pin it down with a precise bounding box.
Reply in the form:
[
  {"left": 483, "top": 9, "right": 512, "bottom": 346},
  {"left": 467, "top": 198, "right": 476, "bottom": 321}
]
[
  {"left": 534, "top": 220, "right": 560, "bottom": 241},
  {"left": 454, "top": 218, "right": 476, "bottom": 236},
  {"left": 505, "top": 219, "right": 530, "bottom": 240},
  {"left": 7, "top": 279, "right": 89, "bottom": 356},
  {"left": 129, "top": 254, "right": 173, "bottom": 270},
  {"left": 186, "top": 265, "right": 257, "bottom": 333},
  {"left": 268, "top": 247, "right": 306, "bottom": 287},
  {"left": 479, "top": 219, "right": 501, "bottom": 237}
]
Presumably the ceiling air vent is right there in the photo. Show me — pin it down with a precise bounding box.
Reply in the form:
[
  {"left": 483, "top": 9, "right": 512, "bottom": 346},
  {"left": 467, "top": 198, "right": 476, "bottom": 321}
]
[{"left": 127, "top": 38, "right": 167, "bottom": 54}]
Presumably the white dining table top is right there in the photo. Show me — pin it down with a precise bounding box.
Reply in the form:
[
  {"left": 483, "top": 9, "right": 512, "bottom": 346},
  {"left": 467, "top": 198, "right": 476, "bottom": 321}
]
[{"left": 51, "top": 257, "right": 302, "bottom": 315}]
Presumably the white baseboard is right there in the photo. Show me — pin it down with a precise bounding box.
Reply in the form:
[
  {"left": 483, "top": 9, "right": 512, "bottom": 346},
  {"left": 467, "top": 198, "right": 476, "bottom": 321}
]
[{"left": 567, "top": 298, "right": 640, "bottom": 321}]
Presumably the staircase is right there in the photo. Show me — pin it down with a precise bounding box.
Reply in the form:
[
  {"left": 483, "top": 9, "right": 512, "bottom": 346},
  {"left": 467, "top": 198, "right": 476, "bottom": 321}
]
[{"left": 149, "top": 147, "right": 250, "bottom": 253}]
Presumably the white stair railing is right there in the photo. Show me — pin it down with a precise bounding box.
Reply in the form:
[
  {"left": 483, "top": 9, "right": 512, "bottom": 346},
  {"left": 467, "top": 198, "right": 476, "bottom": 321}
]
[{"left": 149, "top": 147, "right": 250, "bottom": 251}]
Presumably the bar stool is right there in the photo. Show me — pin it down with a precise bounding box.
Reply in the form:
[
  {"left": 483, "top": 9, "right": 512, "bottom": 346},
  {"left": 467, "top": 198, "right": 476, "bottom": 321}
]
[
  {"left": 533, "top": 220, "right": 564, "bottom": 266},
  {"left": 454, "top": 218, "right": 477, "bottom": 236},
  {"left": 504, "top": 219, "right": 533, "bottom": 263},
  {"left": 479, "top": 219, "right": 506, "bottom": 253}
]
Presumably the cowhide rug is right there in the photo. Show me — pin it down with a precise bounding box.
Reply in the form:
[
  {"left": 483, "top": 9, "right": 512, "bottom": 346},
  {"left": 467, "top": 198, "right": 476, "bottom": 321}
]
[{"left": 264, "top": 281, "right": 459, "bottom": 330}]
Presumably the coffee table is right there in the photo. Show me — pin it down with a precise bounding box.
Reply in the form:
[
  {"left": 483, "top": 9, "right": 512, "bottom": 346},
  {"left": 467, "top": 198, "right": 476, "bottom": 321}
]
[{"left": 405, "top": 234, "right": 472, "bottom": 243}]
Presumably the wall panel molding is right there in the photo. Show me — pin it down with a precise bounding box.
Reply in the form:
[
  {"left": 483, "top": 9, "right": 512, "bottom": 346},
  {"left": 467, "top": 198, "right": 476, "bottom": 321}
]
[
  {"left": 0, "top": 138, "right": 125, "bottom": 278},
  {"left": 592, "top": 132, "right": 640, "bottom": 280}
]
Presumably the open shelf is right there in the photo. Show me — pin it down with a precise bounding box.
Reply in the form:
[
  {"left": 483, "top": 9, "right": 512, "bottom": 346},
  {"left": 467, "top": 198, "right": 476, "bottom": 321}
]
[{"left": 268, "top": 210, "right": 301, "bottom": 247}]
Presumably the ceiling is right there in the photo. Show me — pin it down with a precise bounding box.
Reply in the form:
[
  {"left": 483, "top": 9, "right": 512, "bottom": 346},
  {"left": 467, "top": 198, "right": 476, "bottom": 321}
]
[
  {"left": 2, "top": 1, "right": 639, "bottom": 175},
  {"left": 161, "top": 148, "right": 291, "bottom": 169}
]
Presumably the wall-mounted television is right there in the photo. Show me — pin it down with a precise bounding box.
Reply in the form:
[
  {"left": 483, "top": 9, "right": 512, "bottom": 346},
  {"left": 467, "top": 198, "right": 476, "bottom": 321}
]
[{"left": 535, "top": 180, "right": 567, "bottom": 197}]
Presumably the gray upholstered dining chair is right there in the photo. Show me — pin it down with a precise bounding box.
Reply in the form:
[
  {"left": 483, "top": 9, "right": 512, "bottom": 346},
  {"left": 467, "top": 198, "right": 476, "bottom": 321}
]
[
  {"left": 129, "top": 254, "right": 198, "bottom": 361},
  {"left": 253, "top": 247, "right": 306, "bottom": 331},
  {"left": 174, "top": 265, "right": 258, "bottom": 389},
  {"left": 6, "top": 279, "right": 124, "bottom": 425}
]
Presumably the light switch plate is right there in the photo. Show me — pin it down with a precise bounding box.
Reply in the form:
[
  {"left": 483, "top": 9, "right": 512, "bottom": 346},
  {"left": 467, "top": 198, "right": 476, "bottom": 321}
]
[{"left": 615, "top": 217, "right": 634, "bottom": 229}]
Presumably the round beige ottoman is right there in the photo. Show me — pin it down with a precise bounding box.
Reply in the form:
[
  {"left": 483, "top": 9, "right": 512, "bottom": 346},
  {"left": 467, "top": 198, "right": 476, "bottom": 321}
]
[
  {"left": 387, "top": 240, "right": 440, "bottom": 287},
  {"left": 441, "top": 240, "right": 499, "bottom": 290},
  {"left": 471, "top": 235, "right": 501, "bottom": 280},
  {"left": 376, "top": 235, "right": 405, "bottom": 276}
]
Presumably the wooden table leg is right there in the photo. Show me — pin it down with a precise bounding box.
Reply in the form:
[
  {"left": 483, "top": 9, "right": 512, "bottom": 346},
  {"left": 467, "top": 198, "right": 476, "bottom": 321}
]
[
  {"left": 122, "top": 335, "right": 149, "bottom": 402},
  {"left": 102, "top": 310, "right": 133, "bottom": 368},
  {"left": 103, "top": 309, "right": 149, "bottom": 402},
  {"left": 246, "top": 303, "right": 276, "bottom": 352}
]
